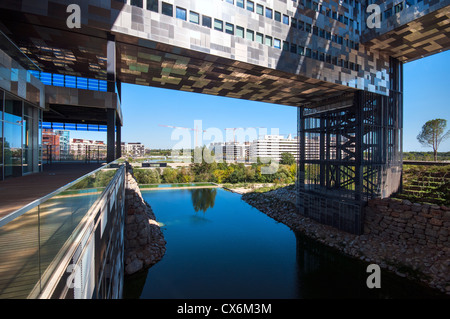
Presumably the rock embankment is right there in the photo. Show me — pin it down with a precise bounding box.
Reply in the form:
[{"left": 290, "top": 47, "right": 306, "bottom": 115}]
[
  {"left": 242, "top": 187, "right": 450, "bottom": 295},
  {"left": 124, "top": 168, "right": 166, "bottom": 275}
]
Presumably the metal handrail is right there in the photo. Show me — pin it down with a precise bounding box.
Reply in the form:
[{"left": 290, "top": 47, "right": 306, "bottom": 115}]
[
  {"left": 0, "top": 160, "right": 119, "bottom": 228},
  {"left": 32, "top": 164, "right": 126, "bottom": 299}
]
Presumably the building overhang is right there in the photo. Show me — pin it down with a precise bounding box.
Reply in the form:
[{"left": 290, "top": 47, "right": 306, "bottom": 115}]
[
  {"left": 361, "top": 4, "right": 450, "bottom": 63},
  {"left": 44, "top": 85, "right": 122, "bottom": 126}
]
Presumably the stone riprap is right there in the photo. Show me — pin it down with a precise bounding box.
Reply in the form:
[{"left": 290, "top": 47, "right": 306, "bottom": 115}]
[
  {"left": 124, "top": 168, "right": 166, "bottom": 276},
  {"left": 242, "top": 187, "right": 450, "bottom": 295}
]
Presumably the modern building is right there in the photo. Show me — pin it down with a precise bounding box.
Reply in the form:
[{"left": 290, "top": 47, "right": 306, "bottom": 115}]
[
  {"left": 54, "top": 130, "right": 70, "bottom": 160},
  {"left": 121, "top": 142, "right": 145, "bottom": 157},
  {"left": 0, "top": 1, "right": 449, "bottom": 299},
  {"left": 210, "top": 141, "right": 250, "bottom": 162},
  {"left": 70, "top": 138, "right": 107, "bottom": 161},
  {"left": 250, "top": 134, "right": 299, "bottom": 162}
]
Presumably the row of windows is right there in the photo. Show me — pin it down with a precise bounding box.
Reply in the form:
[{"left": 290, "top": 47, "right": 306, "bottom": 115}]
[
  {"left": 129, "top": 0, "right": 360, "bottom": 34},
  {"left": 225, "top": 0, "right": 360, "bottom": 34},
  {"left": 149, "top": 1, "right": 359, "bottom": 51},
  {"left": 126, "top": 1, "right": 361, "bottom": 71},
  {"left": 29, "top": 71, "right": 108, "bottom": 92}
]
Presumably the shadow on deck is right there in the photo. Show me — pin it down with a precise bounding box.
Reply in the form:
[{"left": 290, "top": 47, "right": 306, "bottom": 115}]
[{"left": 0, "top": 162, "right": 105, "bottom": 219}]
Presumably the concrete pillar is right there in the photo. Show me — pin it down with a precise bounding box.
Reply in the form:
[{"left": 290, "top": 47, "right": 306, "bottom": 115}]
[
  {"left": 107, "top": 33, "right": 116, "bottom": 93},
  {"left": 107, "top": 108, "right": 116, "bottom": 163},
  {"left": 116, "top": 121, "right": 122, "bottom": 159}
]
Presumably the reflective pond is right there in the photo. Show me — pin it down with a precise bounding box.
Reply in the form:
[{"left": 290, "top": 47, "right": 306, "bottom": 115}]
[{"left": 123, "top": 188, "right": 445, "bottom": 299}]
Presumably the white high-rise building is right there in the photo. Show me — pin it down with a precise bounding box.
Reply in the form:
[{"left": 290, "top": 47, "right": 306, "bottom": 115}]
[
  {"left": 121, "top": 142, "right": 145, "bottom": 157},
  {"left": 209, "top": 141, "right": 250, "bottom": 162},
  {"left": 250, "top": 134, "right": 299, "bottom": 162}
]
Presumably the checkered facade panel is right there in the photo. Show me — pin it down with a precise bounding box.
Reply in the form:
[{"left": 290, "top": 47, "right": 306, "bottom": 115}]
[{"left": 0, "top": 0, "right": 448, "bottom": 106}]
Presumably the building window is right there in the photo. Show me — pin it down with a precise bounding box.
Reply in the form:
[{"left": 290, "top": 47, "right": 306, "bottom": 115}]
[
  {"left": 283, "top": 15, "right": 289, "bottom": 25},
  {"left": 290, "top": 43, "right": 296, "bottom": 53},
  {"left": 161, "top": 2, "right": 173, "bottom": 16},
  {"left": 275, "top": 11, "right": 281, "bottom": 22},
  {"left": 384, "top": 8, "right": 392, "bottom": 19},
  {"left": 176, "top": 7, "right": 187, "bottom": 20},
  {"left": 214, "top": 19, "right": 223, "bottom": 31},
  {"left": 319, "top": 29, "right": 325, "bottom": 38},
  {"left": 265, "top": 35, "right": 272, "bottom": 46},
  {"left": 189, "top": 11, "right": 199, "bottom": 24},
  {"left": 202, "top": 15, "right": 212, "bottom": 28},
  {"left": 305, "top": 48, "right": 311, "bottom": 57},
  {"left": 265, "top": 8, "right": 273, "bottom": 19},
  {"left": 313, "top": 2, "right": 319, "bottom": 10},
  {"left": 147, "top": 0, "right": 158, "bottom": 12},
  {"left": 246, "top": 29, "right": 254, "bottom": 41},
  {"left": 131, "top": 0, "right": 143, "bottom": 8},
  {"left": 306, "top": 0, "right": 312, "bottom": 9},
  {"left": 299, "top": 21, "right": 304, "bottom": 30},
  {"left": 394, "top": 2, "right": 403, "bottom": 13},
  {"left": 298, "top": 46, "right": 305, "bottom": 55},
  {"left": 225, "top": 23, "right": 234, "bottom": 35},
  {"left": 291, "top": 18, "right": 297, "bottom": 28},
  {"left": 305, "top": 23, "right": 311, "bottom": 32},
  {"left": 236, "top": 26, "right": 244, "bottom": 38},
  {"left": 313, "top": 26, "right": 318, "bottom": 35},
  {"left": 256, "top": 4, "right": 264, "bottom": 15},
  {"left": 274, "top": 38, "right": 281, "bottom": 49},
  {"left": 256, "top": 32, "right": 264, "bottom": 44},
  {"left": 226, "top": 0, "right": 234, "bottom": 4},
  {"left": 237, "top": 0, "right": 244, "bottom": 8},
  {"left": 247, "top": 0, "right": 254, "bottom": 12}
]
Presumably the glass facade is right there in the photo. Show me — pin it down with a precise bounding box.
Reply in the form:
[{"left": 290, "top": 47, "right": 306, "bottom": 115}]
[{"left": 0, "top": 89, "right": 41, "bottom": 180}]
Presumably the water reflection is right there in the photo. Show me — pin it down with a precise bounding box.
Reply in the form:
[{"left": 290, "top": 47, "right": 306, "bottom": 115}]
[
  {"left": 294, "top": 232, "right": 445, "bottom": 299},
  {"left": 123, "top": 189, "right": 447, "bottom": 299},
  {"left": 190, "top": 188, "right": 217, "bottom": 213}
]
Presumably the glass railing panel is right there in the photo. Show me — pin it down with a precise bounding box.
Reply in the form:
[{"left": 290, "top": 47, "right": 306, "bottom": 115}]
[
  {"left": 37, "top": 164, "right": 120, "bottom": 295},
  {"left": 0, "top": 161, "right": 123, "bottom": 299},
  {"left": 0, "top": 206, "right": 40, "bottom": 299}
]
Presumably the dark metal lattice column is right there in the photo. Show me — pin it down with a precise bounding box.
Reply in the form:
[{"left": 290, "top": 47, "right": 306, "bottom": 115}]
[{"left": 296, "top": 58, "right": 403, "bottom": 234}]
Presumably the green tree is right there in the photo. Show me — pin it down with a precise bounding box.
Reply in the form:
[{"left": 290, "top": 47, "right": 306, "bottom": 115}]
[
  {"left": 162, "top": 167, "right": 178, "bottom": 183},
  {"left": 417, "top": 119, "right": 450, "bottom": 161},
  {"left": 280, "top": 152, "right": 295, "bottom": 165}
]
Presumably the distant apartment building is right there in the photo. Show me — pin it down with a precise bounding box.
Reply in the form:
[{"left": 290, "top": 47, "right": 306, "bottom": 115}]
[
  {"left": 70, "top": 138, "right": 107, "bottom": 160},
  {"left": 121, "top": 142, "right": 145, "bottom": 157},
  {"left": 210, "top": 141, "right": 250, "bottom": 162},
  {"left": 54, "top": 130, "right": 70, "bottom": 159},
  {"left": 42, "top": 129, "right": 60, "bottom": 160},
  {"left": 250, "top": 134, "right": 299, "bottom": 162}
]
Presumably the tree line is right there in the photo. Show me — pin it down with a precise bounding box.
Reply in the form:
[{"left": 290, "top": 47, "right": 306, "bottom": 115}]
[{"left": 133, "top": 152, "right": 297, "bottom": 185}]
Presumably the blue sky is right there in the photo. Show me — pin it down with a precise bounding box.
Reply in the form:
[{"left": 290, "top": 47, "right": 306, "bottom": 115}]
[{"left": 73, "top": 50, "right": 450, "bottom": 152}]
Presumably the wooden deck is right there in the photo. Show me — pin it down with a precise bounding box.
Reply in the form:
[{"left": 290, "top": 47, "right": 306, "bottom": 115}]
[
  {"left": 0, "top": 163, "right": 103, "bottom": 299},
  {"left": 0, "top": 163, "right": 103, "bottom": 219}
]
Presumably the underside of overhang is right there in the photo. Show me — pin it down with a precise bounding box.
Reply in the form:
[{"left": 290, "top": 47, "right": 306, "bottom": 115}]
[
  {"left": 361, "top": 5, "right": 450, "bottom": 63},
  {"left": 0, "top": 6, "right": 357, "bottom": 110}
]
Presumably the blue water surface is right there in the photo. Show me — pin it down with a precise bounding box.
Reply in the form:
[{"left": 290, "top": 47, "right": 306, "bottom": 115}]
[{"left": 123, "top": 188, "right": 446, "bottom": 299}]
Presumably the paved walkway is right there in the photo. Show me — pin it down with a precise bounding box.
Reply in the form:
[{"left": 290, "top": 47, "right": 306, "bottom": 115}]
[{"left": 0, "top": 163, "right": 103, "bottom": 219}]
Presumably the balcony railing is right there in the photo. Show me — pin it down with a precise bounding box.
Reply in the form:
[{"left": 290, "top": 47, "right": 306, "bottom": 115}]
[
  {"left": 0, "top": 161, "right": 125, "bottom": 299},
  {"left": 43, "top": 144, "right": 107, "bottom": 164}
]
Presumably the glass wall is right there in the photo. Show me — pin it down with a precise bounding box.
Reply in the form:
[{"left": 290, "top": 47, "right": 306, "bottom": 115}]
[
  {"left": 0, "top": 90, "right": 3, "bottom": 180},
  {"left": 0, "top": 89, "right": 41, "bottom": 180}
]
